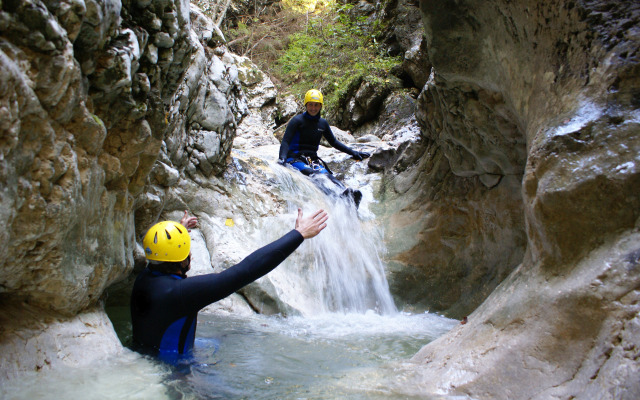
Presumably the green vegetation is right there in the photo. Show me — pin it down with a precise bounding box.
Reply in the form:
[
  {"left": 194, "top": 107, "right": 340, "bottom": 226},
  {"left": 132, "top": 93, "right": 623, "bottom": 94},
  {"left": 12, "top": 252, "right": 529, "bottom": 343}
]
[{"left": 224, "top": 0, "right": 401, "bottom": 114}]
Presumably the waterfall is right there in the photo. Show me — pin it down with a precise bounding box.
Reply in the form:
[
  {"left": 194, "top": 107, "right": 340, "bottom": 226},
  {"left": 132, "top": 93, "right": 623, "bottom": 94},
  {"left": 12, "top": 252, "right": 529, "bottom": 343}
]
[{"left": 254, "top": 157, "right": 397, "bottom": 316}]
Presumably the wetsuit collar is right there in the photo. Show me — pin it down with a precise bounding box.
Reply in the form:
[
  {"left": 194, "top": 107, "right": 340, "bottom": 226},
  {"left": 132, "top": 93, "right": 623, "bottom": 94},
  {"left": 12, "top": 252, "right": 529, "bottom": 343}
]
[
  {"left": 146, "top": 255, "right": 190, "bottom": 279},
  {"left": 303, "top": 111, "right": 320, "bottom": 121},
  {"left": 149, "top": 269, "right": 186, "bottom": 280}
]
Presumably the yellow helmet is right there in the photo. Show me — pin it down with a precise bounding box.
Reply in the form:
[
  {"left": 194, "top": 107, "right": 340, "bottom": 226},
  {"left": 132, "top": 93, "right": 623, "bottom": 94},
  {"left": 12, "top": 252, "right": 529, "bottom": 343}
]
[
  {"left": 143, "top": 221, "right": 191, "bottom": 262},
  {"left": 304, "top": 89, "right": 323, "bottom": 106}
]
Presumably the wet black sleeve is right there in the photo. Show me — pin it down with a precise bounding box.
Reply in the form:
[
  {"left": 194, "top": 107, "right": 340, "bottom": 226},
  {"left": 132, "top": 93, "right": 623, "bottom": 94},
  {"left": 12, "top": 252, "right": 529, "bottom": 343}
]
[
  {"left": 279, "top": 116, "right": 300, "bottom": 160},
  {"left": 321, "top": 120, "right": 354, "bottom": 155},
  {"left": 178, "top": 230, "right": 304, "bottom": 312}
]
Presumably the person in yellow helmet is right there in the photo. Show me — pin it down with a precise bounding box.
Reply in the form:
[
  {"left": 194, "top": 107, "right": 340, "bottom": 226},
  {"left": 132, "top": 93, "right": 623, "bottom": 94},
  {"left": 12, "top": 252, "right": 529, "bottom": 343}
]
[
  {"left": 130, "top": 209, "right": 328, "bottom": 363},
  {"left": 278, "top": 89, "right": 370, "bottom": 208}
]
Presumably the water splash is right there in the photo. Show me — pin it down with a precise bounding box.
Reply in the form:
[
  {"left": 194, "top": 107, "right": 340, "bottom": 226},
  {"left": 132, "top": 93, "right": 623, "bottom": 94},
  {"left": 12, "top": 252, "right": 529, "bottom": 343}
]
[{"left": 260, "top": 161, "right": 397, "bottom": 315}]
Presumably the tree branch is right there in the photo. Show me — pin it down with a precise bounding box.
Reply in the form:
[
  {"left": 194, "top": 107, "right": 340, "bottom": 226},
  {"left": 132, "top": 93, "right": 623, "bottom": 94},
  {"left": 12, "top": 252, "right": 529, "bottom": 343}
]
[
  {"left": 243, "top": 33, "right": 272, "bottom": 57},
  {"left": 215, "top": 0, "right": 233, "bottom": 27}
]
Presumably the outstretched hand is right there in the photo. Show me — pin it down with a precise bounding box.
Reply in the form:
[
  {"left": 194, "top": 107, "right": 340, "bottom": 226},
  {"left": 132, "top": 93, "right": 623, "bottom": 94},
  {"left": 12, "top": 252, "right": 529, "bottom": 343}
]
[
  {"left": 180, "top": 210, "right": 198, "bottom": 231},
  {"left": 295, "top": 208, "right": 328, "bottom": 239}
]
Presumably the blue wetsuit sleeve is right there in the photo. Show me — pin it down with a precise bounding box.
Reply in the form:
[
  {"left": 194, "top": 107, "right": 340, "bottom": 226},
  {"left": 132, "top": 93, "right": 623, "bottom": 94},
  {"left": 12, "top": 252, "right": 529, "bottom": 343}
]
[
  {"left": 178, "top": 230, "right": 304, "bottom": 312},
  {"left": 322, "top": 121, "right": 354, "bottom": 155}
]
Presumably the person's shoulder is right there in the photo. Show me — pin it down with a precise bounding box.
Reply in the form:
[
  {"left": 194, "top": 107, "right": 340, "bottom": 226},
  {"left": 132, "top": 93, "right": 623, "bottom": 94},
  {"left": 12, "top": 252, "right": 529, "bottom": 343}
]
[
  {"left": 285, "top": 114, "right": 304, "bottom": 130},
  {"left": 289, "top": 113, "right": 305, "bottom": 124},
  {"left": 319, "top": 118, "right": 331, "bottom": 128}
]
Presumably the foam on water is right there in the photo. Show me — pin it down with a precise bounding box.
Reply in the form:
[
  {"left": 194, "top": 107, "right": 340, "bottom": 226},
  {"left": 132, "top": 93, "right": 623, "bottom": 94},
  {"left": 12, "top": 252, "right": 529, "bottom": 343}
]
[{"left": 216, "top": 310, "right": 458, "bottom": 342}]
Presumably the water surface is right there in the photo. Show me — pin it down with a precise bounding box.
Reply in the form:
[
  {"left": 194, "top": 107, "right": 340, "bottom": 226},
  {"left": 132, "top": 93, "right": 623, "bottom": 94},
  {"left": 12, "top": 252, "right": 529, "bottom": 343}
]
[{"left": 1, "top": 311, "right": 457, "bottom": 400}]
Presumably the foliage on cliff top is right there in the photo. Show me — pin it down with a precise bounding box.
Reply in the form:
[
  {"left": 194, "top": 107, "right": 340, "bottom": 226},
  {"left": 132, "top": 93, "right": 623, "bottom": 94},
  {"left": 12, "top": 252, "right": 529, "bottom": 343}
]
[{"left": 220, "top": 0, "right": 401, "bottom": 114}]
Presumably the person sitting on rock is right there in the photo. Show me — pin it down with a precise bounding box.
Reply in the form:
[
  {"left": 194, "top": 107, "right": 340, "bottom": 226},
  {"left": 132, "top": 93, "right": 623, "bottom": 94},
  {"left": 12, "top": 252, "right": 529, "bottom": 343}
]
[
  {"left": 130, "top": 208, "right": 328, "bottom": 363},
  {"left": 278, "top": 89, "right": 370, "bottom": 208}
]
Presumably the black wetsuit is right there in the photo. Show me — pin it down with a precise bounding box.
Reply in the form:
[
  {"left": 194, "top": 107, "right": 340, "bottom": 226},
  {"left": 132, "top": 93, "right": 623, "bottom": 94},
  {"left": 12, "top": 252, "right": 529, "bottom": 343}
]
[
  {"left": 130, "top": 230, "right": 304, "bottom": 362},
  {"left": 278, "top": 112, "right": 356, "bottom": 164},
  {"left": 279, "top": 113, "right": 362, "bottom": 206}
]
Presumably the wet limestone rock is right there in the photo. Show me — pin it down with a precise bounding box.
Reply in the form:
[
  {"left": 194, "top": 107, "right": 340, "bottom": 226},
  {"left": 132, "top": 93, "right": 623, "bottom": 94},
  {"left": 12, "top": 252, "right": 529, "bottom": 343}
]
[
  {"left": 379, "top": 0, "right": 432, "bottom": 89},
  {"left": 406, "top": 232, "right": 640, "bottom": 400},
  {"left": 232, "top": 53, "right": 281, "bottom": 149},
  {"left": 333, "top": 75, "right": 404, "bottom": 132},
  {"left": 0, "top": 0, "right": 245, "bottom": 380},
  {"left": 0, "top": 304, "right": 124, "bottom": 381},
  {"left": 393, "top": 0, "right": 640, "bottom": 398},
  {"left": 380, "top": 79, "right": 528, "bottom": 318}
]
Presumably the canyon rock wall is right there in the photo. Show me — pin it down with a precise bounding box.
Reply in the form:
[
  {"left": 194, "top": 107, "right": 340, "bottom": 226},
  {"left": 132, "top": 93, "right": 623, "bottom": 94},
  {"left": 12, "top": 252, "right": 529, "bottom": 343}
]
[
  {"left": 394, "top": 0, "right": 640, "bottom": 398},
  {"left": 0, "top": 0, "right": 246, "bottom": 379},
  {"left": 369, "top": 0, "right": 528, "bottom": 318}
]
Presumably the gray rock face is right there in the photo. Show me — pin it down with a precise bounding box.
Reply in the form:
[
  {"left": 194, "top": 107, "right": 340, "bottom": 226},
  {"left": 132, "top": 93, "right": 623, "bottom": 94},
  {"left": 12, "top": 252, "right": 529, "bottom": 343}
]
[
  {"left": 417, "top": 78, "right": 526, "bottom": 187},
  {"left": 380, "top": 0, "right": 432, "bottom": 89},
  {"left": 391, "top": 0, "right": 640, "bottom": 398},
  {"left": 407, "top": 233, "right": 640, "bottom": 400},
  {"left": 333, "top": 75, "right": 404, "bottom": 132},
  {"left": 232, "top": 53, "right": 281, "bottom": 149},
  {"left": 0, "top": 0, "right": 131, "bottom": 318},
  {"left": 0, "top": 0, "right": 245, "bottom": 379}
]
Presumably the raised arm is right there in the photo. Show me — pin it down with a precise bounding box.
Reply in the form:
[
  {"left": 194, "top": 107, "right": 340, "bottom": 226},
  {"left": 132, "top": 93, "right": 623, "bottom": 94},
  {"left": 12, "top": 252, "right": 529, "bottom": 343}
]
[
  {"left": 179, "top": 209, "right": 328, "bottom": 312},
  {"left": 322, "top": 122, "right": 370, "bottom": 160}
]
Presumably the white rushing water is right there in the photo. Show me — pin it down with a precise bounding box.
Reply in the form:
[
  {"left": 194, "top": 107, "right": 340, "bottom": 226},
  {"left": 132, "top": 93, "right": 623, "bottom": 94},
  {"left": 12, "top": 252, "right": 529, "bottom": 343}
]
[{"left": 259, "top": 159, "right": 397, "bottom": 315}]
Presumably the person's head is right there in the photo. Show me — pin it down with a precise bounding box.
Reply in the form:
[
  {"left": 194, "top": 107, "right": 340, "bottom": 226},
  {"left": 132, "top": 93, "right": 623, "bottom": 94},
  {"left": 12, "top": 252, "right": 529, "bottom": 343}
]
[
  {"left": 304, "top": 89, "right": 323, "bottom": 116},
  {"left": 143, "top": 221, "right": 191, "bottom": 276}
]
